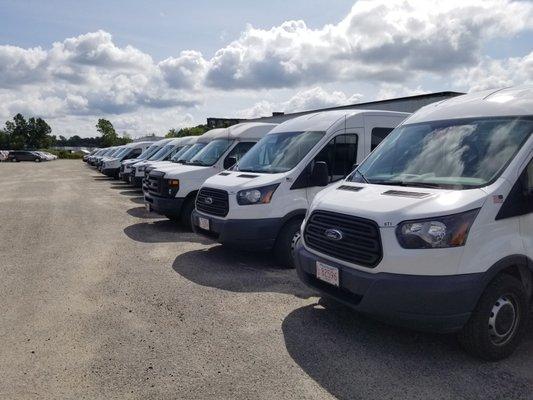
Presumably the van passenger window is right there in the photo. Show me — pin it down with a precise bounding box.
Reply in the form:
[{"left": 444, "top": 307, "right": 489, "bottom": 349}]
[
  {"left": 314, "top": 134, "right": 358, "bottom": 182},
  {"left": 371, "top": 127, "right": 394, "bottom": 151},
  {"left": 225, "top": 142, "right": 256, "bottom": 164}
]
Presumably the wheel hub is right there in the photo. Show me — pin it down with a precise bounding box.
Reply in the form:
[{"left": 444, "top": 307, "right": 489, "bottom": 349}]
[{"left": 488, "top": 295, "right": 518, "bottom": 345}]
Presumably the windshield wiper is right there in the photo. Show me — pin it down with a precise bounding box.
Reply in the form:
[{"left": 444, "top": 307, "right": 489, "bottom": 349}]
[{"left": 368, "top": 180, "right": 445, "bottom": 189}]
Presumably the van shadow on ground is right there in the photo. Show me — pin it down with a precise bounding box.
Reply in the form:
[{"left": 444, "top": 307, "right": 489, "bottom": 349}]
[
  {"left": 282, "top": 299, "right": 533, "bottom": 400},
  {"left": 123, "top": 220, "right": 210, "bottom": 245},
  {"left": 171, "top": 246, "right": 314, "bottom": 298},
  {"left": 127, "top": 206, "right": 160, "bottom": 219}
]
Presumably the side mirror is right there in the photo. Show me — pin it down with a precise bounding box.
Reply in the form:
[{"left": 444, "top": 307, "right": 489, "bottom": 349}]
[
  {"left": 310, "top": 161, "right": 329, "bottom": 187},
  {"left": 224, "top": 156, "right": 237, "bottom": 169}
]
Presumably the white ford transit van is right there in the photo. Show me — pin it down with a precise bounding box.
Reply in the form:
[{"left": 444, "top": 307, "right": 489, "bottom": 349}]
[
  {"left": 101, "top": 141, "right": 154, "bottom": 179},
  {"left": 192, "top": 110, "right": 409, "bottom": 266},
  {"left": 144, "top": 123, "right": 276, "bottom": 228},
  {"left": 120, "top": 139, "right": 171, "bottom": 183},
  {"left": 142, "top": 136, "right": 199, "bottom": 178},
  {"left": 295, "top": 86, "right": 533, "bottom": 360},
  {"left": 132, "top": 136, "right": 196, "bottom": 186}
]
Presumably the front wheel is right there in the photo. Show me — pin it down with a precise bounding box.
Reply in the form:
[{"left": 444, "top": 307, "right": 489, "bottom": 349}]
[
  {"left": 34, "top": 158, "right": 41, "bottom": 162},
  {"left": 180, "top": 197, "right": 195, "bottom": 230},
  {"left": 273, "top": 218, "right": 303, "bottom": 268},
  {"left": 458, "top": 274, "right": 529, "bottom": 361}
]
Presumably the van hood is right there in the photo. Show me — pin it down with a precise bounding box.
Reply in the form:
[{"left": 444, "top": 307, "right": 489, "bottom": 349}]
[
  {"left": 158, "top": 164, "right": 211, "bottom": 178},
  {"left": 311, "top": 182, "right": 488, "bottom": 227},
  {"left": 202, "top": 171, "right": 287, "bottom": 192}
]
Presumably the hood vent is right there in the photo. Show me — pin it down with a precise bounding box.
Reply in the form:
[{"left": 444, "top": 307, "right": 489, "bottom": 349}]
[
  {"left": 237, "top": 174, "right": 259, "bottom": 178},
  {"left": 382, "top": 190, "right": 430, "bottom": 199},
  {"left": 219, "top": 172, "right": 231, "bottom": 176},
  {"left": 337, "top": 185, "right": 363, "bottom": 192}
]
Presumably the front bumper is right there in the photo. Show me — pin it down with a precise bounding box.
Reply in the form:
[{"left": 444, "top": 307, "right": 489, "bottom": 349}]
[
  {"left": 192, "top": 210, "right": 281, "bottom": 251},
  {"left": 145, "top": 194, "right": 184, "bottom": 217},
  {"left": 130, "top": 175, "right": 143, "bottom": 187},
  {"left": 295, "top": 243, "right": 485, "bottom": 333},
  {"left": 121, "top": 171, "right": 131, "bottom": 182},
  {"left": 102, "top": 167, "right": 119, "bottom": 178}
]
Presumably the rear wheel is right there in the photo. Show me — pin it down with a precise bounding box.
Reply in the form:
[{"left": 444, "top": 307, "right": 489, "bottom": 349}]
[
  {"left": 458, "top": 274, "right": 529, "bottom": 361},
  {"left": 274, "top": 218, "right": 303, "bottom": 268},
  {"left": 180, "top": 197, "right": 195, "bottom": 230}
]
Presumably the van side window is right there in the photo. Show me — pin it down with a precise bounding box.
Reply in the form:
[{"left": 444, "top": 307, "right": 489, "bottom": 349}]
[
  {"left": 371, "top": 127, "right": 394, "bottom": 151},
  {"left": 314, "top": 134, "right": 358, "bottom": 182},
  {"left": 496, "top": 157, "right": 533, "bottom": 220},
  {"left": 224, "top": 142, "right": 256, "bottom": 168}
]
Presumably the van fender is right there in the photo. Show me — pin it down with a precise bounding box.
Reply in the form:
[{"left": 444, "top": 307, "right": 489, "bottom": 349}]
[{"left": 480, "top": 254, "right": 533, "bottom": 301}]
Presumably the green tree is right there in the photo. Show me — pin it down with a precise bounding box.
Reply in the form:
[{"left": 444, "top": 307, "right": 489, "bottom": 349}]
[
  {"left": 27, "top": 117, "right": 52, "bottom": 149},
  {"left": 96, "top": 119, "right": 118, "bottom": 147},
  {"left": 5, "top": 114, "right": 29, "bottom": 149},
  {"left": 165, "top": 124, "right": 210, "bottom": 138}
]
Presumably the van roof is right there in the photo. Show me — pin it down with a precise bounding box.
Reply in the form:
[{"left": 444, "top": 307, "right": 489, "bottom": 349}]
[
  {"left": 407, "top": 85, "right": 533, "bottom": 124},
  {"left": 269, "top": 109, "right": 410, "bottom": 134},
  {"left": 196, "top": 128, "right": 227, "bottom": 143},
  {"left": 168, "top": 136, "right": 197, "bottom": 146},
  {"left": 152, "top": 138, "right": 174, "bottom": 146},
  {"left": 225, "top": 122, "right": 277, "bottom": 140}
]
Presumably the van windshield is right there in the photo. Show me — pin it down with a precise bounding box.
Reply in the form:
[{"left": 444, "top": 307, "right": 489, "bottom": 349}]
[
  {"left": 176, "top": 143, "right": 207, "bottom": 163},
  {"left": 137, "top": 145, "right": 160, "bottom": 160},
  {"left": 149, "top": 144, "right": 175, "bottom": 161},
  {"left": 235, "top": 131, "right": 325, "bottom": 173},
  {"left": 187, "top": 139, "right": 233, "bottom": 166},
  {"left": 170, "top": 145, "right": 191, "bottom": 162},
  {"left": 352, "top": 117, "right": 533, "bottom": 189}
]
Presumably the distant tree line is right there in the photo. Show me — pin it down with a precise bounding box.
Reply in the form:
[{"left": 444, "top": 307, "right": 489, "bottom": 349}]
[
  {"left": 0, "top": 114, "right": 131, "bottom": 150},
  {"left": 165, "top": 120, "right": 235, "bottom": 138}
]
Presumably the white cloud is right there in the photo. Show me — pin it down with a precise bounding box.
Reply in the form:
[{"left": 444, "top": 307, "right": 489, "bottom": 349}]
[
  {"left": 237, "top": 86, "right": 364, "bottom": 118},
  {"left": 206, "top": 0, "right": 533, "bottom": 89},
  {"left": 456, "top": 51, "right": 533, "bottom": 92}
]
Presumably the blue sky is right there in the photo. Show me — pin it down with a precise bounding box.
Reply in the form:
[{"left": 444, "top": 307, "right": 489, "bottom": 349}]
[{"left": 0, "top": 0, "right": 532, "bottom": 137}]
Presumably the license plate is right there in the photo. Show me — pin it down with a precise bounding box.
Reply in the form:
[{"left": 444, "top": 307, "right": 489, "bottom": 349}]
[
  {"left": 198, "top": 217, "right": 210, "bottom": 231},
  {"left": 316, "top": 261, "right": 339, "bottom": 286},
  {"left": 145, "top": 202, "right": 151, "bottom": 212},
  {"left": 129, "top": 176, "right": 133, "bottom": 183}
]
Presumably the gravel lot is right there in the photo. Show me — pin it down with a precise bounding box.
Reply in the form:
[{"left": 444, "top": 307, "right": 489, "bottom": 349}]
[{"left": 1, "top": 159, "right": 532, "bottom": 400}]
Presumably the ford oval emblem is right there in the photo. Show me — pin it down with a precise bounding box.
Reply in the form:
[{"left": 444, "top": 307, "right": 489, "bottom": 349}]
[
  {"left": 204, "top": 197, "right": 213, "bottom": 205},
  {"left": 324, "top": 228, "right": 343, "bottom": 241}
]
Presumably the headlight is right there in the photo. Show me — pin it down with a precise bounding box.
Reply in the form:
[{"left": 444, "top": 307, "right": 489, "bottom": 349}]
[
  {"left": 396, "top": 209, "right": 479, "bottom": 249},
  {"left": 137, "top": 166, "right": 146, "bottom": 172},
  {"left": 237, "top": 184, "right": 279, "bottom": 205},
  {"left": 166, "top": 179, "right": 179, "bottom": 188}
]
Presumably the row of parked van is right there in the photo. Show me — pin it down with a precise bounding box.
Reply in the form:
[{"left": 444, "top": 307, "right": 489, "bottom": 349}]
[
  {"left": 85, "top": 86, "right": 532, "bottom": 361},
  {"left": 1, "top": 150, "right": 58, "bottom": 162}
]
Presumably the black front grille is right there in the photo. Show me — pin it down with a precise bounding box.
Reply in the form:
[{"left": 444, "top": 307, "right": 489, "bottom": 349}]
[
  {"left": 304, "top": 210, "right": 382, "bottom": 268},
  {"left": 196, "top": 187, "right": 229, "bottom": 217},
  {"left": 146, "top": 171, "right": 166, "bottom": 196}
]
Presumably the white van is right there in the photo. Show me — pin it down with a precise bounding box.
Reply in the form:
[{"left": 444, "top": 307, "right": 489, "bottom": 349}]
[
  {"left": 101, "top": 141, "right": 154, "bottom": 179},
  {"left": 96, "top": 146, "right": 122, "bottom": 170},
  {"left": 120, "top": 139, "right": 172, "bottom": 183},
  {"left": 294, "top": 86, "right": 533, "bottom": 360},
  {"left": 130, "top": 136, "right": 195, "bottom": 186},
  {"left": 192, "top": 110, "right": 409, "bottom": 266},
  {"left": 142, "top": 136, "right": 199, "bottom": 178},
  {"left": 144, "top": 123, "right": 277, "bottom": 227}
]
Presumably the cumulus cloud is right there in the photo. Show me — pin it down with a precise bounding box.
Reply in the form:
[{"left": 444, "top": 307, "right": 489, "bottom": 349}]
[
  {"left": 456, "top": 51, "right": 533, "bottom": 92},
  {"left": 206, "top": 0, "right": 533, "bottom": 89},
  {"left": 237, "top": 87, "right": 364, "bottom": 118}
]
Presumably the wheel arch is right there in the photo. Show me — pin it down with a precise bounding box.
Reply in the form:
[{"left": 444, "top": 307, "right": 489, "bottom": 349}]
[{"left": 481, "top": 255, "right": 533, "bottom": 302}]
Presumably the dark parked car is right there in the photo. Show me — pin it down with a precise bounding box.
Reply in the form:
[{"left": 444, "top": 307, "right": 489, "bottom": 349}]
[{"left": 7, "top": 151, "right": 45, "bottom": 162}]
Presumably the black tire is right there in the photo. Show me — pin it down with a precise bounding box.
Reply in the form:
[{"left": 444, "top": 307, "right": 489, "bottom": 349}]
[
  {"left": 273, "top": 217, "right": 303, "bottom": 268},
  {"left": 180, "top": 197, "right": 195, "bottom": 230},
  {"left": 34, "top": 158, "right": 40, "bottom": 162},
  {"left": 458, "top": 274, "right": 529, "bottom": 361}
]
